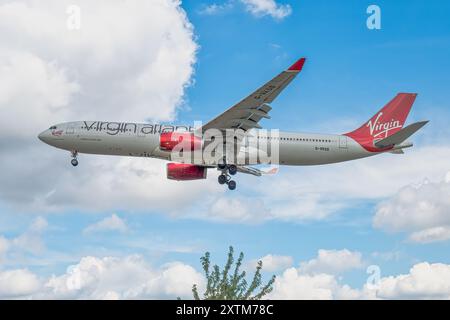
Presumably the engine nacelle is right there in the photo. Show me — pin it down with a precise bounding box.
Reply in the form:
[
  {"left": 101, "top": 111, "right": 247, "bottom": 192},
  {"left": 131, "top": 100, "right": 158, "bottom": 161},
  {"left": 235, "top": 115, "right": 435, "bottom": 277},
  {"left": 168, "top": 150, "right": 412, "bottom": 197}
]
[
  {"left": 160, "top": 132, "right": 202, "bottom": 151},
  {"left": 166, "top": 163, "right": 207, "bottom": 181}
]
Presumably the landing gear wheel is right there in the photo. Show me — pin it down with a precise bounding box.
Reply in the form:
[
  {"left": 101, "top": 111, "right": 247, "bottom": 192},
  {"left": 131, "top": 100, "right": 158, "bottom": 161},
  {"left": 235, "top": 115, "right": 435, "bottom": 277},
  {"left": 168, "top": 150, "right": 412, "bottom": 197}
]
[
  {"left": 228, "top": 165, "right": 237, "bottom": 175},
  {"left": 218, "top": 174, "right": 227, "bottom": 185},
  {"left": 228, "top": 180, "right": 236, "bottom": 190},
  {"left": 70, "top": 150, "right": 78, "bottom": 167}
]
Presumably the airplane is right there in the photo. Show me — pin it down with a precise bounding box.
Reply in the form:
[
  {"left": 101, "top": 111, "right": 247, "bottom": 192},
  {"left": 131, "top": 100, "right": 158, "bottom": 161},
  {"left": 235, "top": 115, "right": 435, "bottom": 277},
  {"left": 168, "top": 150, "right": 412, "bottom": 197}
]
[{"left": 38, "top": 57, "right": 428, "bottom": 190}]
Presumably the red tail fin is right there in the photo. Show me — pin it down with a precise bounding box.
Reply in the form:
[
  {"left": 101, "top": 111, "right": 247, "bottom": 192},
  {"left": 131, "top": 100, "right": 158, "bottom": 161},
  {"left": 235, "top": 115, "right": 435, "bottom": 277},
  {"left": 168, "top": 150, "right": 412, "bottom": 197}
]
[{"left": 345, "top": 93, "right": 417, "bottom": 148}]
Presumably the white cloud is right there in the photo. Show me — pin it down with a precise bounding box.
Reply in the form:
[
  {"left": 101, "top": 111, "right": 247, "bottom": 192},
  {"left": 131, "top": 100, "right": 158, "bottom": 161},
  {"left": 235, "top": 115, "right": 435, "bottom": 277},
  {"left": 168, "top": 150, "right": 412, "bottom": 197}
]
[
  {"left": 0, "top": 254, "right": 204, "bottom": 299},
  {"left": 43, "top": 255, "right": 152, "bottom": 299},
  {"left": 363, "top": 262, "right": 450, "bottom": 299},
  {"left": 0, "top": 217, "right": 49, "bottom": 257},
  {"left": 83, "top": 214, "right": 128, "bottom": 235},
  {"left": 373, "top": 172, "right": 450, "bottom": 243},
  {"left": 268, "top": 249, "right": 363, "bottom": 299},
  {"left": 12, "top": 217, "right": 48, "bottom": 255},
  {"left": 147, "top": 262, "right": 205, "bottom": 298},
  {"left": 198, "top": 2, "right": 234, "bottom": 15},
  {"left": 271, "top": 256, "right": 450, "bottom": 300},
  {"left": 198, "top": 1, "right": 291, "bottom": 20},
  {"left": 249, "top": 254, "right": 293, "bottom": 272},
  {"left": 371, "top": 250, "right": 402, "bottom": 262},
  {"left": 41, "top": 255, "right": 204, "bottom": 299},
  {"left": 271, "top": 262, "right": 450, "bottom": 300},
  {"left": 206, "top": 197, "right": 271, "bottom": 223},
  {"left": 269, "top": 267, "right": 360, "bottom": 299},
  {"left": 408, "top": 226, "right": 450, "bottom": 244},
  {"left": 299, "top": 249, "right": 364, "bottom": 275},
  {"left": 0, "top": 0, "right": 197, "bottom": 122},
  {"left": 0, "top": 269, "right": 41, "bottom": 298},
  {"left": 0, "top": 50, "right": 79, "bottom": 141},
  {"left": 241, "top": 0, "right": 292, "bottom": 20}
]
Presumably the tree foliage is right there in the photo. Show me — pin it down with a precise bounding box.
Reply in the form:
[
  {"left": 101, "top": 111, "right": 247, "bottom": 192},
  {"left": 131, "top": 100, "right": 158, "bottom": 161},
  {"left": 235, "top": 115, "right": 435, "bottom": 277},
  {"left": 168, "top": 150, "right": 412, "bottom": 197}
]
[{"left": 192, "top": 246, "right": 276, "bottom": 300}]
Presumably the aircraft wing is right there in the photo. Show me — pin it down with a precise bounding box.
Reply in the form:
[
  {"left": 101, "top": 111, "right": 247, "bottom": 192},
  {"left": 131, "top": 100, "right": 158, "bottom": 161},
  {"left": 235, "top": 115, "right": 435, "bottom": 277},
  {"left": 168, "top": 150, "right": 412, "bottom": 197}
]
[
  {"left": 200, "top": 58, "right": 306, "bottom": 132},
  {"left": 236, "top": 166, "right": 278, "bottom": 177}
]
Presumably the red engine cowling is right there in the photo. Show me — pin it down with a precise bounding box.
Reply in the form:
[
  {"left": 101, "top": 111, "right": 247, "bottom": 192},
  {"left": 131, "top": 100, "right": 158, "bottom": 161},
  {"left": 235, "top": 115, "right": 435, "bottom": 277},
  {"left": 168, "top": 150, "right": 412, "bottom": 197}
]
[
  {"left": 166, "top": 163, "right": 207, "bottom": 181},
  {"left": 160, "top": 132, "right": 202, "bottom": 151}
]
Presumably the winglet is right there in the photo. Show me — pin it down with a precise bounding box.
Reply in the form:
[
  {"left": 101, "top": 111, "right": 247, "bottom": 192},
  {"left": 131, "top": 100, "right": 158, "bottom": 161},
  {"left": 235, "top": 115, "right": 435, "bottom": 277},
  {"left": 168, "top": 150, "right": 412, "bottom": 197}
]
[
  {"left": 288, "top": 57, "right": 306, "bottom": 71},
  {"left": 262, "top": 166, "right": 279, "bottom": 175}
]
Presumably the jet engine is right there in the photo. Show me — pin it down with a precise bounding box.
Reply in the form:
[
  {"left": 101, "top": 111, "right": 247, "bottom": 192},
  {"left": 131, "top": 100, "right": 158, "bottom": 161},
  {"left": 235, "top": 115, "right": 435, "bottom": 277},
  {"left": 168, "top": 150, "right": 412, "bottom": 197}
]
[
  {"left": 166, "top": 163, "right": 207, "bottom": 180},
  {"left": 160, "top": 132, "right": 202, "bottom": 151}
]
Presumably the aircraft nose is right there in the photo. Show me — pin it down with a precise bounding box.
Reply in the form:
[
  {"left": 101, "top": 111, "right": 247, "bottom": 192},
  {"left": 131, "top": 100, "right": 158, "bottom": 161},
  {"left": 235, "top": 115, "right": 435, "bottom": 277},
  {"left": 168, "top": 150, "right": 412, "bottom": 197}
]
[{"left": 38, "top": 130, "right": 49, "bottom": 143}]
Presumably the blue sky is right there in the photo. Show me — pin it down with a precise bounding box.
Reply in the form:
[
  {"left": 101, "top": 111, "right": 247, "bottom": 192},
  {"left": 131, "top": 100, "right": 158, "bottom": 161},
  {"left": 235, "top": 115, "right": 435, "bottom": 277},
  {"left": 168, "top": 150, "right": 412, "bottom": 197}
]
[{"left": 1, "top": 0, "right": 450, "bottom": 299}]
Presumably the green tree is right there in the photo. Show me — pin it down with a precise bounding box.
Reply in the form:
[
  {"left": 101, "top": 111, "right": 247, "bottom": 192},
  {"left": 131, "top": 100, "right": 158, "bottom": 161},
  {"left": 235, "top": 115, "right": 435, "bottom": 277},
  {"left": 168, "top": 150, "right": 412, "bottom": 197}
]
[{"left": 192, "top": 246, "right": 276, "bottom": 300}]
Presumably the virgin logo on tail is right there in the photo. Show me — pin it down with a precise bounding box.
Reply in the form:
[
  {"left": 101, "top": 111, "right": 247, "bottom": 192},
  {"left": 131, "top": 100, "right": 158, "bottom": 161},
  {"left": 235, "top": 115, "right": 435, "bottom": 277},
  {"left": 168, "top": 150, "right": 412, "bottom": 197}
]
[{"left": 366, "top": 112, "right": 402, "bottom": 138}]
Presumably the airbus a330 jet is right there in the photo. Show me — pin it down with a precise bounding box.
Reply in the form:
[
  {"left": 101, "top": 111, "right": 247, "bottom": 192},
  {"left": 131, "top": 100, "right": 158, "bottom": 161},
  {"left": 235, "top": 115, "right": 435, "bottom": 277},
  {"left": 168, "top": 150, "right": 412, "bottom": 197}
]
[{"left": 38, "top": 58, "right": 428, "bottom": 190}]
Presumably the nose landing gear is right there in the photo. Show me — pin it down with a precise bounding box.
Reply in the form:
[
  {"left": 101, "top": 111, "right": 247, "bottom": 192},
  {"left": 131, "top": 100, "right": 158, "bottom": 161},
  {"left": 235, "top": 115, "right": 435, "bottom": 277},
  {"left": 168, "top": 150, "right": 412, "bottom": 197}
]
[{"left": 70, "top": 150, "right": 78, "bottom": 167}]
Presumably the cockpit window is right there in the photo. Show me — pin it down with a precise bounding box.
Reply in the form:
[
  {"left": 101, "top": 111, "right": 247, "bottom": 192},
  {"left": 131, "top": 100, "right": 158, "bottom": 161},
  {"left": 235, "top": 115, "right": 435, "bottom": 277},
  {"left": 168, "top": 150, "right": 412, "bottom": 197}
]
[{"left": 49, "top": 126, "right": 57, "bottom": 130}]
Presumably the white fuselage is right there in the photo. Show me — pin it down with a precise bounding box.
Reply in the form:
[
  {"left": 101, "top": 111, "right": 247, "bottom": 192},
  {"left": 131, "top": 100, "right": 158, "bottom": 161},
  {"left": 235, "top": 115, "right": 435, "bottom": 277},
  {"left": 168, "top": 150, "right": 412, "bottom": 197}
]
[{"left": 38, "top": 121, "right": 378, "bottom": 166}]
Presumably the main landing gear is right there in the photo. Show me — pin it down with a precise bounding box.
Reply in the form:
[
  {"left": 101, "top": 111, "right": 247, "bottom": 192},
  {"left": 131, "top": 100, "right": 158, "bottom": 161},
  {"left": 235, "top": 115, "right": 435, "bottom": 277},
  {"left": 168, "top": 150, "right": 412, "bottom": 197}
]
[
  {"left": 70, "top": 150, "right": 78, "bottom": 167},
  {"left": 217, "top": 159, "right": 237, "bottom": 190}
]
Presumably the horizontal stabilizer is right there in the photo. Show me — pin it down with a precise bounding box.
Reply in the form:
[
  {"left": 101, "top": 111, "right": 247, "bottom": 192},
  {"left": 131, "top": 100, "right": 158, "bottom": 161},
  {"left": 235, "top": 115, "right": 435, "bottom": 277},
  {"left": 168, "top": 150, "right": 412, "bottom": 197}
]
[
  {"left": 389, "top": 149, "right": 404, "bottom": 154},
  {"left": 375, "top": 120, "right": 429, "bottom": 148}
]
